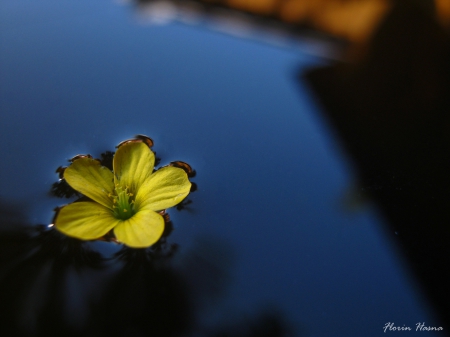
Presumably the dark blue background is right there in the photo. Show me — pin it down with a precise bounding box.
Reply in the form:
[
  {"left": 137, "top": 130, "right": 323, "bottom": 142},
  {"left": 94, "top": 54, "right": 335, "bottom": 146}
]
[{"left": 0, "top": 0, "right": 440, "bottom": 336}]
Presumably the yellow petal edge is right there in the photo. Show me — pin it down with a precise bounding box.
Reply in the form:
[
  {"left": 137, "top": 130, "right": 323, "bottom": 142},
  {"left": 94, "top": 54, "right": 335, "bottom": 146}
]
[
  {"left": 55, "top": 202, "right": 119, "bottom": 240},
  {"left": 135, "top": 166, "right": 191, "bottom": 212},
  {"left": 64, "top": 158, "right": 114, "bottom": 209},
  {"left": 114, "top": 209, "right": 165, "bottom": 248},
  {"left": 113, "top": 142, "right": 155, "bottom": 195}
]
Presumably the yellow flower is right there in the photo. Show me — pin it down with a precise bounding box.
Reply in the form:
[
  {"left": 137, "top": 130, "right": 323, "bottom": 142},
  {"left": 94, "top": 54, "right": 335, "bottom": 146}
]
[{"left": 54, "top": 141, "right": 191, "bottom": 248}]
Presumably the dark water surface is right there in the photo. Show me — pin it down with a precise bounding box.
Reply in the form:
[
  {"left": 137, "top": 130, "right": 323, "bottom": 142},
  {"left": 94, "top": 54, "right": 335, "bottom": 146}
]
[{"left": 0, "top": 1, "right": 441, "bottom": 336}]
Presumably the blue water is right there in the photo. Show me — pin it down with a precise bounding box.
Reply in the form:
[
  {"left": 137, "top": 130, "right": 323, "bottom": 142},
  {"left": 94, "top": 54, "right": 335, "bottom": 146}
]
[{"left": 0, "top": 0, "right": 440, "bottom": 336}]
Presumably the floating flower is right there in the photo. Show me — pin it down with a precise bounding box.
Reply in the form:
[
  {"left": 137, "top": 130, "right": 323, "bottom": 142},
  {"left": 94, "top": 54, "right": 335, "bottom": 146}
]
[{"left": 54, "top": 140, "right": 191, "bottom": 248}]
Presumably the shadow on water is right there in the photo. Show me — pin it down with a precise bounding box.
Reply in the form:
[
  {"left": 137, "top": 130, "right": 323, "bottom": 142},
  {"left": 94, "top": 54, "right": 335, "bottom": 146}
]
[
  {"left": 0, "top": 199, "right": 292, "bottom": 337},
  {"left": 304, "top": 1, "right": 450, "bottom": 329},
  {"left": 0, "top": 204, "right": 104, "bottom": 337}
]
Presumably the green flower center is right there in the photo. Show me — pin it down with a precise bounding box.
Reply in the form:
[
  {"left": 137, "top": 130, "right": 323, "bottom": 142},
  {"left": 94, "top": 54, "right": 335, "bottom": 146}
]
[{"left": 110, "top": 184, "right": 135, "bottom": 220}]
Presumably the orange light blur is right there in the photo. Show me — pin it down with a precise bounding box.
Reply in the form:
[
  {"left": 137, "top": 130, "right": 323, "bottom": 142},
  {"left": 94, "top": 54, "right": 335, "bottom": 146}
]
[
  {"left": 226, "top": 0, "right": 278, "bottom": 15},
  {"left": 436, "top": 0, "right": 450, "bottom": 29}
]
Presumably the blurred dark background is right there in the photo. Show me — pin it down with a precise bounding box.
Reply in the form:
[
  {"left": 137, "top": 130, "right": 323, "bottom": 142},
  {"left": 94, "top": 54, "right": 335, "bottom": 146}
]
[
  {"left": 137, "top": 0, "right": 450, "bottom": 329},
  {"left": 1, "top": 0, "right": 450, "bottom": 335}
]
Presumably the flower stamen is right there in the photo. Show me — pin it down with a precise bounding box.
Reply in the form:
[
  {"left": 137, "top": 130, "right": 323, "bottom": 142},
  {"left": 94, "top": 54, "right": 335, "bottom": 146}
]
[{"left": 110, "top": 185, "right": 135, "bottom": 220}]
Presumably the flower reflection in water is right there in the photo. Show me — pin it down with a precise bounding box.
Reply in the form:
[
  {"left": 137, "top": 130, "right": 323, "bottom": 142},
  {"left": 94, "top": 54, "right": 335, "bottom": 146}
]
[{"left": 0, "top": 205, "right": 291, "bottom": 337}]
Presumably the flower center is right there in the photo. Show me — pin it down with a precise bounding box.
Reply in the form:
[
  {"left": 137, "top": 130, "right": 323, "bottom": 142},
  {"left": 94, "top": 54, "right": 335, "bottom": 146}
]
[{"left": 110, "top": 184, "right": 135, "bottom": 220}]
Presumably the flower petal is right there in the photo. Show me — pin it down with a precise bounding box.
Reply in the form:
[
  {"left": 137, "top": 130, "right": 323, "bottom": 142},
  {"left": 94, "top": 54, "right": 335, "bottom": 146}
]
[
  {"left": 64, "top": 158, "right": 114, "bottom": 209},
  {"left": 114, "top": 210, "right": 164, "bottom": 248},
  {"left": 113, "top": 142, "right": 155, "bottom": 195},
  {"left": 55, "top": 202, "right": 119, "bottom": 240},
  {"left": 134, "top": 166, "right": 191, "bottom": 212}
]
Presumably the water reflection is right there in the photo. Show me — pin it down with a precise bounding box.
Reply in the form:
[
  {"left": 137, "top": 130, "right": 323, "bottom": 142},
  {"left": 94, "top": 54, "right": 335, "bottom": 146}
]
[
  {"left": 0, "top": 204, "right": 291, "bottom": 336},
  {"left": 0, "top": 209, "right": 288, "bottom": 337},
  {"left": 3, "top": 0, "right": 439, "bottom": 333},
  {"left": 0, "top": 207, "right": 104, "bottom": 336},
  {"left": 305, "top": 2, "right": 450, "bottom": 328},
  {"left": 130, "top": 0, "right": 390, "bottom": 47},
  {"left": 89, "top": 247, "right": 192, "bottom": 337}
]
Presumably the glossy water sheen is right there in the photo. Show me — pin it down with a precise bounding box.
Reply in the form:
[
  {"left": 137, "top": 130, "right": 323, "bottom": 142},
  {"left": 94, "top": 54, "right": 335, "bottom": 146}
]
[{"left": 0, "top": 0, "right": 440, "bottom": 336}]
